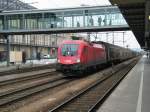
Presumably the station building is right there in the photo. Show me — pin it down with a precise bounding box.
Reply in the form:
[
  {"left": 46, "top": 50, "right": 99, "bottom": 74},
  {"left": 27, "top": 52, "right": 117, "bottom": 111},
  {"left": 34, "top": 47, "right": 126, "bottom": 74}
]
[{"left": 0, "top": 0, "right": 71, "bottom": 61}]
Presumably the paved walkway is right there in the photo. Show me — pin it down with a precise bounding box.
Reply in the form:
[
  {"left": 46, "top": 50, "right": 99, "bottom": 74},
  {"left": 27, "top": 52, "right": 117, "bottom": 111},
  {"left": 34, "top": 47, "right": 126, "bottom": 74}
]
[{"left": 98, "top": 56, "right": 150, "bottom": 112}]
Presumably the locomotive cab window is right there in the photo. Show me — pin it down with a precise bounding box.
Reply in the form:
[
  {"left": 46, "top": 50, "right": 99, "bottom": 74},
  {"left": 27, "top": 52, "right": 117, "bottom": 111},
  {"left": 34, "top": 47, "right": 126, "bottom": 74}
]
[{"left": 61, "top": 44, "right": 79, "bottom": 56}]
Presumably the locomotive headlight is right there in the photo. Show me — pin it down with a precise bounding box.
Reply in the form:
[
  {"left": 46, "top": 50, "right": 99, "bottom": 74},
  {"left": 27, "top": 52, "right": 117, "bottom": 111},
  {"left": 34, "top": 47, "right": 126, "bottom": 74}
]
[
  {"left": 57, "top": 59, "right": 60, "bottom": 63},
  {"left": 76, "top": 59, "right": 80, "bottom": 63}
]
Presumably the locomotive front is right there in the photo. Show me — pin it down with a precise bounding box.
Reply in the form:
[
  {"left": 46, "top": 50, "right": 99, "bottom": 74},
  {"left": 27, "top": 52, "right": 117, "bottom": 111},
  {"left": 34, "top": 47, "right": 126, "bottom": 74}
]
[{"left": 57, "top": 41, "right": 83, "bottom": 71}]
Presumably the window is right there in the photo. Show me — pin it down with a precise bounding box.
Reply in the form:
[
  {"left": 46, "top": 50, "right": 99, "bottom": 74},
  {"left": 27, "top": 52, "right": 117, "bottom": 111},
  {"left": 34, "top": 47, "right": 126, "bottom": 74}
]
[{"left": 61, "top": 44, "right": 79, "bottom": 56}]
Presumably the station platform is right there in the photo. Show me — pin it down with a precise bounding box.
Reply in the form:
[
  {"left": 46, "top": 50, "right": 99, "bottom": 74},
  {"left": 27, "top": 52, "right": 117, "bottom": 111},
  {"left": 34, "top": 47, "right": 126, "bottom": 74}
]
[
  {"left": 0, "top": 59, "right": 56, "bottom": 72},
  {"left": 98, "top": 56, "right": 150, "bottom": 112}
]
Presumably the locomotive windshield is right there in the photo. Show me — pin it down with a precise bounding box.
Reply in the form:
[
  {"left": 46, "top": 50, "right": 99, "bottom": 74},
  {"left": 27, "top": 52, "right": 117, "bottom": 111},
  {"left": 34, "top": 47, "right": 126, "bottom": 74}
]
[{"left": 61, "top": 44, "right": 79, "bottom": 56}]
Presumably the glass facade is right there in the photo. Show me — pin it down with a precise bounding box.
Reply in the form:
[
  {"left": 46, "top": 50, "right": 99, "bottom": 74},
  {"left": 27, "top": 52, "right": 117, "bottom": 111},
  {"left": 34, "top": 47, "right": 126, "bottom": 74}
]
[
  {"left": 0, "top": 6, "right": 128, "bottom": 31},
  {"left": 0, "top": 16, "right": 3, "bottom": 30},
  {"left": 24, "top": 14, "right": 43, "bottom": 29},
  {"left": 6, "top": 15, "right": 21, "bottom": 29}
]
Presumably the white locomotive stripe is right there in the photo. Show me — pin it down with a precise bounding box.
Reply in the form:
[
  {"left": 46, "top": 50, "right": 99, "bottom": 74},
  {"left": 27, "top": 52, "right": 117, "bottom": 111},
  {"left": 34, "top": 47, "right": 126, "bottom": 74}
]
[{"left": 136, "top": 60, "right": 144, "bottom": 112}]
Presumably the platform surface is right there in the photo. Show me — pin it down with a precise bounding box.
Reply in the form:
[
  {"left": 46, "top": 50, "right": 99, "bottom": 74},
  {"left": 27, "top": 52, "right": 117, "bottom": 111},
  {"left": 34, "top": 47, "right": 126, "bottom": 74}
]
[
  {"left": 98, "top": 56, "right": 150, "bottom": 112},
  {"left": 0, "top": 59, "right": 56, "bottom": 72}
]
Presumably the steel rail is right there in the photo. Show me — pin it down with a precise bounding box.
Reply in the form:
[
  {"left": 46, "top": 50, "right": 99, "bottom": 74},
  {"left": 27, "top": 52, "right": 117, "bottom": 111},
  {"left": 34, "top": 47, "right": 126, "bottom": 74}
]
[
  {"left": 0, "top": 70, "right": 56, "bottom": 86},
  {"left": 88, "top": 60, "right": 138, "bottom": 112},
  {"left": 49, "top": 58, "right": 139, "bottom": 112},
  {"left": 0, "top": 76, "right": 72, "bottom": 106},
  {"left": 0, "top": 73, "right": 63, "bottom": 97}
]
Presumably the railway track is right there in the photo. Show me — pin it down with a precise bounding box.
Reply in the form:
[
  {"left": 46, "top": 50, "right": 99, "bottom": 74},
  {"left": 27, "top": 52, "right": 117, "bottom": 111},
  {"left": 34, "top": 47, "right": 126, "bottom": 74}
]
[
  {"left": 49, "top": 58, "right": 138, "bottom": 112},
  {"left": 0, "top": 72, "right": 72, "bottom": 106},
  {"left": 0, "top": 71, "right": 61, "bottom": 96},
  {"left": 0, "top": 69, "right": 56, "bottom": 86},
  {"left": 0, "top": 57, "right": 140, "bottom": 112}
]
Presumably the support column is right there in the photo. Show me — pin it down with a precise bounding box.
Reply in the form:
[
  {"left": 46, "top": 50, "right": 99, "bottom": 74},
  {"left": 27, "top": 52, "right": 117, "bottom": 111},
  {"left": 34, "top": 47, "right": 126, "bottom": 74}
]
[
  {"left": 3, "top": 15, "right": 7, "bottom": 30},
  {"left": 83, "top": 10, "right": 85, "bottom": 27},
  {"left": 42, "top": 13, "right": 44, "bottom": 29},
  {"left": 5, "top": 34, "right": 10, "bottom": 66},
  {"left": 62, "top": 12, "right": 64, "bottom": 28},
  {"left": 123, "top": 32, "right": 125, "bottom": 47},
  {"left": 112, "top": 32, "right": 114, "bottom": 45},
  {"left": 145, "top": 0, "right": 150, "bottom": 49},
  {"left": 106, "top": 32, "right": 108, "bottom": 43},
  {"left": 72, "top": 16, "right": 74, "bottom": 27},
  {"left": 20, "top": 14, "right": 25, "bottom": 29}
]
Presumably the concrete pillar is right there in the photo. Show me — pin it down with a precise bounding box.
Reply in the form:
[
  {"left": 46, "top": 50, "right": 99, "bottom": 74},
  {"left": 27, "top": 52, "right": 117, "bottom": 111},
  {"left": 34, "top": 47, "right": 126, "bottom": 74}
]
[
  {"left": 62, "top": 12, "right": 64, "bottom": 28},
  {"left": 83, "top": 10, "right": 86, "bottom": 27},
  {"left": 145, "top": 0, "right": 150, "bottom": 48},
  {"left": 42, "top": 13, "right": 44, "bottom": 29},
  {"left": 20, "top": 14, "right": 25, "bottom": 29},
  {"left": 72, "top": 16, "right": 74, "bottom": 27},
  {"left": 3, "top": 15, "right": 7, "bottom": 30}
]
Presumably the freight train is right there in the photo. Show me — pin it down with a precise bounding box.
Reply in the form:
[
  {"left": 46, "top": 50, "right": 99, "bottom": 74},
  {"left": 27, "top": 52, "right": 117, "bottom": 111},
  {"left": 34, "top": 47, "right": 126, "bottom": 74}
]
[{"left": 56, "top": 40, "right": 137, "bottom": 75}]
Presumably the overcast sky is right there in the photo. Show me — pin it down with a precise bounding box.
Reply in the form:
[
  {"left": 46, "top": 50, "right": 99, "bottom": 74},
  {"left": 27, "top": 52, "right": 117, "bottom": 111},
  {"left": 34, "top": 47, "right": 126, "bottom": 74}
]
[
  {"left": 21, "top": 0, "right": 140, "bottom": 49},
  {"left": 22, "top": 0, "right": 111, "bottom": 9}
]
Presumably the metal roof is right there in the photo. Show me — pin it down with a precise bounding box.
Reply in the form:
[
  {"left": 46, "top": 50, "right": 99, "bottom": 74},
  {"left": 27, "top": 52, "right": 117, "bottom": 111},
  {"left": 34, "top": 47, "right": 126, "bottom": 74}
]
[
  {"left": 0, "top": 0, "right": 36, "bottom": 11},
  {"left": 0, "top": 5, "right": 119, "bottom": 15},
  {"left": 110, "top": 0, "right": 145, "bottom": 4}
]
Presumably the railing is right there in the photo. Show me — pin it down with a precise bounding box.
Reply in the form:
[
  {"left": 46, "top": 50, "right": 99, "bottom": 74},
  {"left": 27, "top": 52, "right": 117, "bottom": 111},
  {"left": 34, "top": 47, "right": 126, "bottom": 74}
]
[{"left": 0, "top": 5, "right": 128, "bottom": 33}]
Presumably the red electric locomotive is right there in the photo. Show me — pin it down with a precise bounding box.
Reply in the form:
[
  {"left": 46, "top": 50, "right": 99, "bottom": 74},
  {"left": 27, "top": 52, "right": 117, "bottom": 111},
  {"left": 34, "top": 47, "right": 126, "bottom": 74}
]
[
  {"left": 56, "top": 39, "right": 137, "bottom": 76},
  {"left": 57, "top": 40, "right": 107, "bottom": 72}
]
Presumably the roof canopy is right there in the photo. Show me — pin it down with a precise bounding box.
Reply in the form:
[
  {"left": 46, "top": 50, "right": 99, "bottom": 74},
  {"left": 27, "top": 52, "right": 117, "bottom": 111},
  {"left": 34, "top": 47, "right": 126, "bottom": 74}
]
[{"left": 109, "top": 0, "right": 146, "bottom": 48}]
